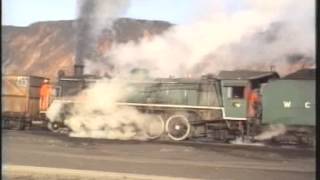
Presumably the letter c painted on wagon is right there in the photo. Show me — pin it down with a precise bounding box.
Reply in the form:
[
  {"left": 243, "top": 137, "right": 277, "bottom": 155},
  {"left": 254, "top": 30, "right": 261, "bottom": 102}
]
[{"left": 305, "top": 102, "right": 311, "bottom": 109}]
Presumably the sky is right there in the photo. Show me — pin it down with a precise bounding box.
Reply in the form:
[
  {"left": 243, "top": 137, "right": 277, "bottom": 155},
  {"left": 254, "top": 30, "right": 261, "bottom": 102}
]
[{"left": 2, "top": 0, "right": 245, "bottom": 26}]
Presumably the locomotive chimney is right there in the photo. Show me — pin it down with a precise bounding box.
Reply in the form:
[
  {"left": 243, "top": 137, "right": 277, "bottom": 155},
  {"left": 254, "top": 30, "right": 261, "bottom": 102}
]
[{"left": 74, "top": 64, "right": 84, "bottom": 77}]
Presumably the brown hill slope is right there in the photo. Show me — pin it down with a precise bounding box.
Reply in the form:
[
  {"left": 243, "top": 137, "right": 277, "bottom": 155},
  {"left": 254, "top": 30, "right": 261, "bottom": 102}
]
[{"left": 2, "top": 18, "right": 172, "bottom": 80}]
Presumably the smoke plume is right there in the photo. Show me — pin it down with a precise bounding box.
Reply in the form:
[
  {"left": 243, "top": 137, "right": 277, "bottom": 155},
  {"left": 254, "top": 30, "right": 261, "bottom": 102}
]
[
  {"left": 75, "top": 0, "right": 130, "bottom": 71},
  {"left": 99, "top": 0, "right": 315, "bottom": 77}
]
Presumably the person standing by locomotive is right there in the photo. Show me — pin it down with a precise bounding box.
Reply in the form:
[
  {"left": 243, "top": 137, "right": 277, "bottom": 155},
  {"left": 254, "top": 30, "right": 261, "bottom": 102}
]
[
  {"left": 39, "top": 79, "right": 52, "bottom": 112},
  {"left": 248, "top": 89, "right": 261, "bottom": 119}
]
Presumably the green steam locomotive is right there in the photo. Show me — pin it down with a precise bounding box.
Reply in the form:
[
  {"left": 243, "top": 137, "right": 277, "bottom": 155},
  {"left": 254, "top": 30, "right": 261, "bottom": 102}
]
[{"left": 47, "top": 68, "right": 315, "bottom": 145}]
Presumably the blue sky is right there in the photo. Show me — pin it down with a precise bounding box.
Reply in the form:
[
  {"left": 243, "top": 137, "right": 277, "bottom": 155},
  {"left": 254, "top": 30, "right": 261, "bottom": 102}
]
[{"left": 2, "top": 0, "right": 245, "bottom": 26}]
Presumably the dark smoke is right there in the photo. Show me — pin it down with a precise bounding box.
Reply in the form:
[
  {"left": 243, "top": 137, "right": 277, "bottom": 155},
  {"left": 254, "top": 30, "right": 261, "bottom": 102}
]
[
  {"left": 75, "top": 0, "right": 97, "bottom": 66},
  {"left": 75, "top": 0, "right": 129, "bottom": 69},
  {"left": 286, "top": 53, "right": 313, "bottom": 64},
  {"left": 255, "top": 22, "right": 282, "bottom": 43}
]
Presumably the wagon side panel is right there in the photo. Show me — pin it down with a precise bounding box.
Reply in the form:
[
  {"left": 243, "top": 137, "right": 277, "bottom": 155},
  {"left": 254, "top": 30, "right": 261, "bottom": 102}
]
[{"left": 262, "top": 80, "right": 315, "bottom": 126}]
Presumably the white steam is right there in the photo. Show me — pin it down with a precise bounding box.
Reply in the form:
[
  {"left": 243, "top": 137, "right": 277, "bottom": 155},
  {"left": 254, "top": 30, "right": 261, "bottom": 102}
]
[
  {"left": 98, "top": 0, "right": 315, "bottom": 77},
  {"left": 63, "top": 78, "right": 163, "bottom": 140},
  {"left": 46, "top": 99, "right": 65, "bottom": 123},
  {"left": 50, "top": 1, "right": 314, "bottom": 140},
  {"left": 57, "top": 0, "right": 169, "bottom": 140},
  {"left": 255, "top": 124, "right": 287, "bottom": 141},
  {"left": 230, "top": 137, "right": 265, "bottom": 146},
  {"left": 230, "top": 124, "right": 287, "bottom": 145}
]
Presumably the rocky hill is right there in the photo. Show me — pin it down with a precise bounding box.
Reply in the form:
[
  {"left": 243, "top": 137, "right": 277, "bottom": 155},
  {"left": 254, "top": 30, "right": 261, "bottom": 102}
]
[{"left": 2, "top": 18, "right": 172, "bottom": 80}]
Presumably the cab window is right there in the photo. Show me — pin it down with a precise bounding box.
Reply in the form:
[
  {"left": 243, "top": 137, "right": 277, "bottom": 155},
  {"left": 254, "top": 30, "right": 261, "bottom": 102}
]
[{"left": 227, "top": 86, "right": 244, "bottom": 99}]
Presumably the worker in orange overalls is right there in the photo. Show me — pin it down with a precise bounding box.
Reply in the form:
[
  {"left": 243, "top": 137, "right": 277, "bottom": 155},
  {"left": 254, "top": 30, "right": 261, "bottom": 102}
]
[
  {"left": 247, "top": 89, "right": 261, "bottom": 118},
  {"left": 39, "top": 79, "right": 52, "bottom": 112}
]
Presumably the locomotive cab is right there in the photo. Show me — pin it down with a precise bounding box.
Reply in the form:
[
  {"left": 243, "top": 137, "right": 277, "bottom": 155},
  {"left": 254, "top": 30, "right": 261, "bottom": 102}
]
[{"left": 218, "top": 70, "right": 279, "bottom": 121}]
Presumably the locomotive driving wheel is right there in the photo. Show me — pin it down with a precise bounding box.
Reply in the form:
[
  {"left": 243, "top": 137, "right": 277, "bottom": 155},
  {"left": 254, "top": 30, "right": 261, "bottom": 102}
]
[
  {"left": 47, "top": 121, "right": 61, "bottom": 133},
  {"left": 144, "top": 115, "right": 165, "bottom": 140},
  {"left": 166, "top": 114, "right": 191, "bottom": 141}
]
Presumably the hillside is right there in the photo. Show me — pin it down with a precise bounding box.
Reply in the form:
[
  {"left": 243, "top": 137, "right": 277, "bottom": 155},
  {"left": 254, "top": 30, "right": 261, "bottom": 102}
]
[{"left": 2, "top": 18, "right": 172, "bottom": 80}]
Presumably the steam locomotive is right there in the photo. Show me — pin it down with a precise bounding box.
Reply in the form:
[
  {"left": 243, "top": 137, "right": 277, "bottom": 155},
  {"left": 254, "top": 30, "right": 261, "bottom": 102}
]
[
  {"left": 43, "top": 65, "right": 315, "bottom": 145},
  {"left": 2, "top": 61, "right": 315, "bottom": 145}
]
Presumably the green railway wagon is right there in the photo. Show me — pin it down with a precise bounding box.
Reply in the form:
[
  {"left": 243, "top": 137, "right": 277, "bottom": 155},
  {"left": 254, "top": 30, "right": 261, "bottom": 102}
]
[
  {"left": 262, "top": 80, "right": 315, "bottom": 126},
  {"left": 261, "top": 69, "right": 315, "bottom": 126}
]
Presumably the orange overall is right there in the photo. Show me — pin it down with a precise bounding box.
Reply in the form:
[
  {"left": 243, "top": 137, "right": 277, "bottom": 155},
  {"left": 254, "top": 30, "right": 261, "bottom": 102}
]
[
  {"left": 39, "top": 83, "right": 52, "bottom": 111},
  {"left": 248, "top": 90, "right": 260, "bottom": 118}
]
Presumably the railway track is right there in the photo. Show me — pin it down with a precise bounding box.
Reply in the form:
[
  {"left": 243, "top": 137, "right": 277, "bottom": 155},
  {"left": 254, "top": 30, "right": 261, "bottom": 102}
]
[
  {"left": 3, "top": 129, "right": 315, "bottom": 180},
  {"left": 3, "top": 128, "right": 315, "bottom": 152}
]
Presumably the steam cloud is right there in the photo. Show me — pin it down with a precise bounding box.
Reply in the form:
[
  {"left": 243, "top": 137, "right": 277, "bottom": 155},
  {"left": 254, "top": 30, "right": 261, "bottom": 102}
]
[
  {"left": 51, "top": 0, "right": 167, "bottom": 140},
  {"left": 100, "top": 0, "right": 315, "bottom": 77},
  {"left": 48, "top": 78, "right": 164, "bottom": 140},
  {"left": 66, "top": 79, "right": 164, "bottom": 140},
  {"left": 48, "top": 0, "right": 314, "bottom": 140},
  {"left": 230, "top": 124, "right": 287, "bottom": 145},
  {"left": 255, "top": 124, "right": 287, "bottom": 140}
]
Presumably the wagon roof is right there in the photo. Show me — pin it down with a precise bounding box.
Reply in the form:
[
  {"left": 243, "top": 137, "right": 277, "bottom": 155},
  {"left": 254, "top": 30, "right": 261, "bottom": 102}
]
[
  {"left": 282, "top": 69, "right": 315, "bottom": 80},
  {"left": 217, "top": 70, "right": 279, "bottom": 80}
]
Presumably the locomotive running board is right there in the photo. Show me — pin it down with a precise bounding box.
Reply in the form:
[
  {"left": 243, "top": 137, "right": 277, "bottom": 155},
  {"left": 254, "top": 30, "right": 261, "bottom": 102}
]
[{"left": 117, "top": 102, "right": 247, "bottom": 121}]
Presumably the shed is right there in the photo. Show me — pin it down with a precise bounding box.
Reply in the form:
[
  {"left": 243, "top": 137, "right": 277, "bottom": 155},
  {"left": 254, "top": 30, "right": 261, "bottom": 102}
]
[{"left": 282, "top": 69, "right": 315, "bottom": 80}]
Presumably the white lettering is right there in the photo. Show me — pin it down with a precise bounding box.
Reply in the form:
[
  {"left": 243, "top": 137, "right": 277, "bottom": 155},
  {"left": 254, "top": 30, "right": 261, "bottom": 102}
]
[
  {"left": 283, "top": 101, "right": 291, "bottom": 108},
  {"left": 305, "top": 102, "right": 311, "bottom": 109}
]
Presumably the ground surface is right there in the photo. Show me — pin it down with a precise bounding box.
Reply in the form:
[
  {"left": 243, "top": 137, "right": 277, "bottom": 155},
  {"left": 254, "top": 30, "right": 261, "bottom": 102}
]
[{"left": 2, "top": 129, "right": 316, "bottom": 180}]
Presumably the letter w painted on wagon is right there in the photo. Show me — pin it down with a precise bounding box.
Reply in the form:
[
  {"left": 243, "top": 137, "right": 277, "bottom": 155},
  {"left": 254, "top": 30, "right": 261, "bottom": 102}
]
[{"left": 283, "top": 101, "right": 291, "bottom": 108}]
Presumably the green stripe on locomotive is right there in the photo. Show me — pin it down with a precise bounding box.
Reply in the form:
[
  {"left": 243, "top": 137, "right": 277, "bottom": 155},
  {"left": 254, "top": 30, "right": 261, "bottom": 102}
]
[{"left": 261, "top": 80, "right": 315, "bottom": 126}]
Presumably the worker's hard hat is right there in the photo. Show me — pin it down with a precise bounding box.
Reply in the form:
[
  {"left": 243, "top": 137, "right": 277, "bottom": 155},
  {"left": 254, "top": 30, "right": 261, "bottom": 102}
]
[{"left": 43, "top": 79, "right": 49, "bottom": 83}]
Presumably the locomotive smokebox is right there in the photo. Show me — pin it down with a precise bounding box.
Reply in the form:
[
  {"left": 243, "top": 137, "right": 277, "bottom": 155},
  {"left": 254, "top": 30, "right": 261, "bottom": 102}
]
[{"left": 74, "top": 64, "right": 84, "bottom": 77}]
